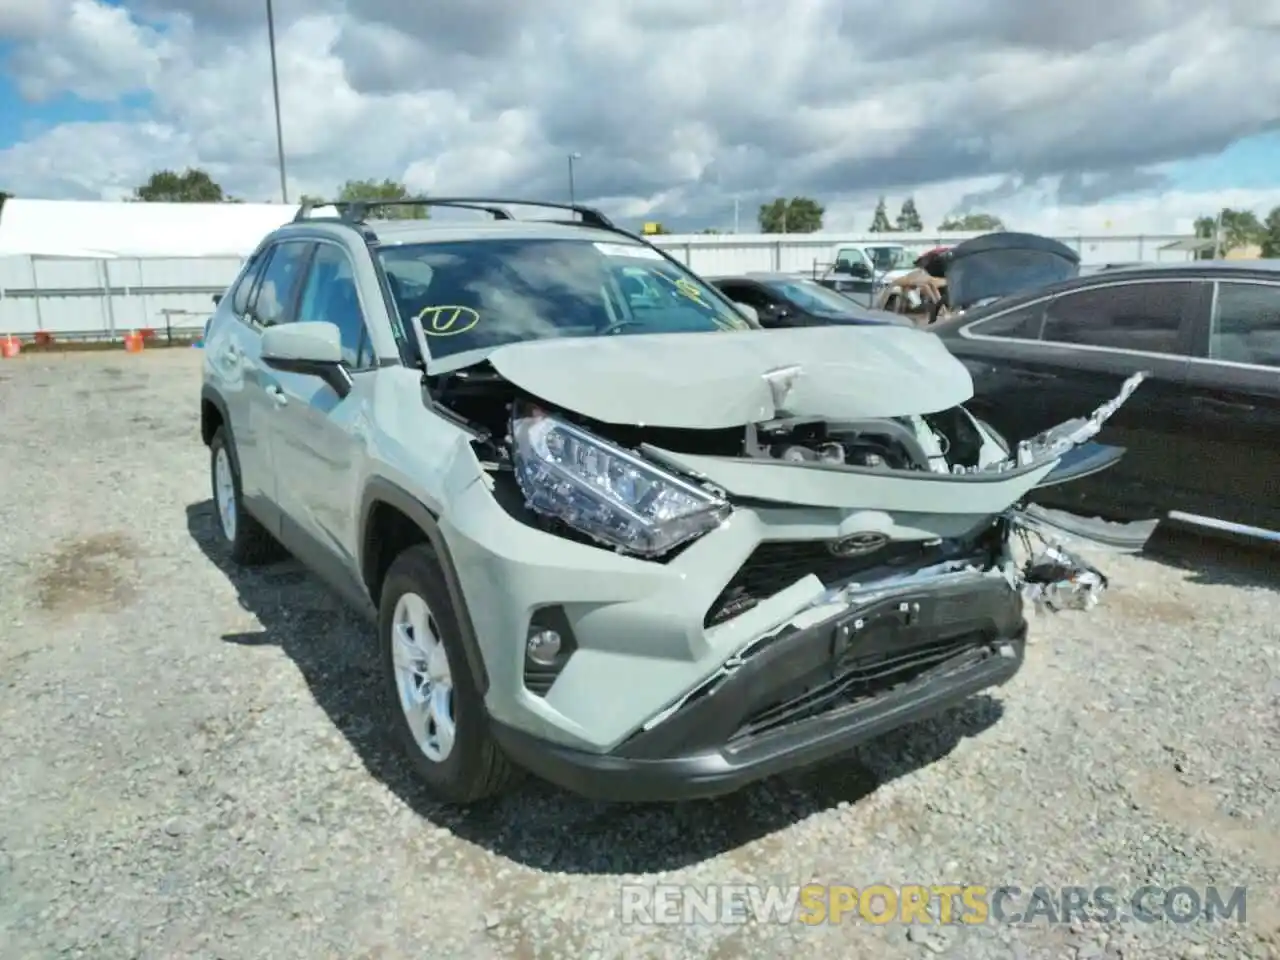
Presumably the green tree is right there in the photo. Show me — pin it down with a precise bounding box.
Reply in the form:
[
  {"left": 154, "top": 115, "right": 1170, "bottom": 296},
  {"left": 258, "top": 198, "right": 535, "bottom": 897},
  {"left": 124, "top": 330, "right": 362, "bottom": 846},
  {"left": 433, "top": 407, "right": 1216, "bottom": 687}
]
[
  {"left": 758, "top": 196, "right": 824, "bottom": 233},
  {"left": 336, "top": 178, "right": 428, "bottom": 218},
  {"left": 895, "top": 197, "right": 923, "bottom": 232},
  {"left": 133, "top": 168, "right": 226, "bottom": 202},
  {"left": 938, "top": 212, "right": 1006, "bottom": 232},
  {"left": 698, "top": 227, "right": 725, "bottom": 234},
  {"left": 1194, "top": 208, "right": 1263, "bottom": 257},
  {"left": 0, "top": 190, "right": 9, "bottom": 213},
  {"left": 868, "top": 196, "right": 893, "bottom": 232},
  {"left": 1260, "top": 206, "right": 1280, "bottom": 259}
]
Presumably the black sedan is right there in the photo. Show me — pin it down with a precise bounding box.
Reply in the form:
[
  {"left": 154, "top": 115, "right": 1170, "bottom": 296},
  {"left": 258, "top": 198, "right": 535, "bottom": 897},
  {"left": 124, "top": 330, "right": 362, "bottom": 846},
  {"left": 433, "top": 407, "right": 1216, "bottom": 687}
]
[
  {"left": 707, "top": 272, "right": 915, "bottom": 328},
  {"left": 929, "top": 259, "right": 1280, "bottom": 547}
]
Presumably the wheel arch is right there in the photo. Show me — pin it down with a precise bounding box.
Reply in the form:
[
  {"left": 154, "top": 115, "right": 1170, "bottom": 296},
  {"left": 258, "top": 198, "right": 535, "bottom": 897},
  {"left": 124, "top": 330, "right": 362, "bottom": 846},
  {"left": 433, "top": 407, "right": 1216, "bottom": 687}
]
[
  {"left": 201, "top": 385, "right": 230, "bottom": 447},
  {"left": 359, "top": 476, "right": 489, "bottom": 694}
]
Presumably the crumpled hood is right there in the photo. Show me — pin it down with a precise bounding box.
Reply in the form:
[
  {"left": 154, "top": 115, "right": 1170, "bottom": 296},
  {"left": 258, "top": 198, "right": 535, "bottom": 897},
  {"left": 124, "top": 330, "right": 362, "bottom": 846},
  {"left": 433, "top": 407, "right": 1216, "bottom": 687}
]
[{"left": 484, "top": 325, "right": 973, "bottom": 429}]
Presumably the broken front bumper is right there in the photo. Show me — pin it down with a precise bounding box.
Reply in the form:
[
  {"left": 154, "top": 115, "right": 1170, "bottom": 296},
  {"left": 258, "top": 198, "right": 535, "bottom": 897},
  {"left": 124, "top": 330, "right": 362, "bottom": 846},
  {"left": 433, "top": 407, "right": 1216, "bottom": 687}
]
[{"left": 490, "top": 566, "right": 1026, "bottom": 802}]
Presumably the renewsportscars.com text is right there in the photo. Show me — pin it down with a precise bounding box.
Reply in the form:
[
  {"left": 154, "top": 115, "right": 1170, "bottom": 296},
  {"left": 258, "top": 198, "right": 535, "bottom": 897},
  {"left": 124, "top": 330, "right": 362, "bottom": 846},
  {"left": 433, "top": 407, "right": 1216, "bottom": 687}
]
[{"left": 619, "top": 883, "right": 1248, "bottom": 926}]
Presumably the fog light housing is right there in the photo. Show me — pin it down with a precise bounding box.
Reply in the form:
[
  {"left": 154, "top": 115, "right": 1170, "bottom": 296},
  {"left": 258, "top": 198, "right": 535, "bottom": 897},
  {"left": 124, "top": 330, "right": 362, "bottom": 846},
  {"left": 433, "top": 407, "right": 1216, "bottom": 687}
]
[
  {"left": 526, "top": 628, "right": 562, "bottom": 666},
  {"left": 523, "top": 606, "right": 577, "bottom": 697}
]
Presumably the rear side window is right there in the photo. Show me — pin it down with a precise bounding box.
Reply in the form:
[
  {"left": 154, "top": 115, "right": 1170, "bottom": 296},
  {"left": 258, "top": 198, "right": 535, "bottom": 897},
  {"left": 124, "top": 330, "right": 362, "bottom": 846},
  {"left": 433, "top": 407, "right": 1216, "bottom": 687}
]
[
  {"left": 1210, "top": 281, "right": 1280, "bottom": 368},
  {"left": 965, "top": 302, "right": 1046, "bottom": 340},
  {"left": 1040, "top": 282, "right": 1191, "bottom": 355},
  {"left": 248, "top": 241, "right": 312, "bottom": 327},
  {"left": 230, "top": 250, "right": 268, "bottom": 316}
]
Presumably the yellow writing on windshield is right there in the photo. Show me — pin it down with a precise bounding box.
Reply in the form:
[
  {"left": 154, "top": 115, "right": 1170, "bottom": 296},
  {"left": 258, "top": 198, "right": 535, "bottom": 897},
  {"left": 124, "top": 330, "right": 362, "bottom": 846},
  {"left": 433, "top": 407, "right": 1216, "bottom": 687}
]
[{"left": 416, "top": 305, "right": 480, "bottom": 336}]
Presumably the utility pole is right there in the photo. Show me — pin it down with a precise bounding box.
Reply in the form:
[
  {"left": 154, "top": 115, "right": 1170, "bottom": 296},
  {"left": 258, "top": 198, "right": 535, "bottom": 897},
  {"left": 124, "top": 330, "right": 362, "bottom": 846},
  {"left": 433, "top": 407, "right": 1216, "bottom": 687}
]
[
  {"left": 266, "top": 0, "right": 288, "bottom": 203},
  {"left": 733, "top": 197, "right": 740, "bottom": 234},
  {"left": 567, "top": 152, "right": 581, "bottom": 206}
]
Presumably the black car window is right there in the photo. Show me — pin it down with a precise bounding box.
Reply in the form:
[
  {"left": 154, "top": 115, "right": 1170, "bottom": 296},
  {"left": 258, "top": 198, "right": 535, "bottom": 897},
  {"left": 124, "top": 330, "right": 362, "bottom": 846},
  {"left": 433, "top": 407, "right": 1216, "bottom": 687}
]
[
  {"left": 248, "top": 241, "right": 312, "bottom": 327},
  {"left": 230, "top": 248, "right": 269, "bottom": 317},
  {"left": 1209, "top": 281, "right": 1280, "bottom": 368},
  {"left": 964, "top": 302, "right": 1046, "bottom": 340},
  {"left": 296, "top": 243, "right": 373, "bottom": 368},
  {"left": 1040, "top": 281, "right": 1190, "bottom": 355},
  {"left": 719, "top": 282, "right": 775, "bottom": 312}
]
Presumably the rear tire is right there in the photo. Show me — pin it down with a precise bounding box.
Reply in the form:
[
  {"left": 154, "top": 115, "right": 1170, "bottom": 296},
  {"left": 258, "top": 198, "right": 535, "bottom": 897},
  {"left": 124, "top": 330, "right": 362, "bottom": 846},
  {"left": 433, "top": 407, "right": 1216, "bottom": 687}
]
[
  {"left": 379, "top": 543, "right": 518, "bottom": 804},
  {"left": 209, "top": 427, "right": 284, "bottom": 566}
]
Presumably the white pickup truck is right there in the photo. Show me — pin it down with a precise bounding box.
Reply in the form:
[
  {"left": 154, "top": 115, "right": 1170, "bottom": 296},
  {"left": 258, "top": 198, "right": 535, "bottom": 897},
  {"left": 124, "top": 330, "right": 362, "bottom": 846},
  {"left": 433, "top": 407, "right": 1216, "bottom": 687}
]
[{"left": 814, "top": 241, "right": 919, "bottom": 303}]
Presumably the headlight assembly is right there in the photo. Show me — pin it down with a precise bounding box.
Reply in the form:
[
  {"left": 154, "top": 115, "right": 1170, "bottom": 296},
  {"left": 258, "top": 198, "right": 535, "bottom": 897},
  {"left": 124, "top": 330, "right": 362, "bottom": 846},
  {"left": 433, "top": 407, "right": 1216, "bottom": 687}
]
[{"left": 510, "top": 408, "right": 730, "bottom": 558}]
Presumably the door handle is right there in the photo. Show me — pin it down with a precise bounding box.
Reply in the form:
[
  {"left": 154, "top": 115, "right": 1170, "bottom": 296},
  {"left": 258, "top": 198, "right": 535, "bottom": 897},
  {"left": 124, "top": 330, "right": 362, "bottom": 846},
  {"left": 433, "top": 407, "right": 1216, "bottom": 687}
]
[
  {"left": 223, "top": 343, "right": 240, "bottom": 362},
  {"left": 1192, "top": 396, "right": 1254, "bottom": 413},
  {"left": 266, "top": 385, "right": 288, "bottom": 407}
]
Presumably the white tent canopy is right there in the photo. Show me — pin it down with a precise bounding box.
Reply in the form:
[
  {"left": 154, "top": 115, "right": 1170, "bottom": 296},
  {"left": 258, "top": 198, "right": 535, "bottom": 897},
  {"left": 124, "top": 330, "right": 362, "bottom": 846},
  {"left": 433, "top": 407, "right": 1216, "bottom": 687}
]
[{"left": 0, "top": 198, "right": 300, "bottom": 258}]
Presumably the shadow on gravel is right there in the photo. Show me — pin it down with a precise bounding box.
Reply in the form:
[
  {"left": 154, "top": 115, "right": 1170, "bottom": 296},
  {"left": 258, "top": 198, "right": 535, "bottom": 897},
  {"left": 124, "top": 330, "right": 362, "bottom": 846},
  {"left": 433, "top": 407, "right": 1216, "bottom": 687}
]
[
  {"left": 187, "top": 499, "right": 1004, "bottom": 875},
  {"left": 1141, "top": 527, "right": 1280, "bottom": 590}
]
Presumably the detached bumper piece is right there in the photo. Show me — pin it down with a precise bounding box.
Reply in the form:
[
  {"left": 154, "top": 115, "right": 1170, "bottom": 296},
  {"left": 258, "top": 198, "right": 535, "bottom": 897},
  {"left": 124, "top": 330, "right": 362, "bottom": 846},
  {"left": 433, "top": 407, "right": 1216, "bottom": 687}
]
[{"left": 491, "top": 574, "right": 1026, "bottom": 803}]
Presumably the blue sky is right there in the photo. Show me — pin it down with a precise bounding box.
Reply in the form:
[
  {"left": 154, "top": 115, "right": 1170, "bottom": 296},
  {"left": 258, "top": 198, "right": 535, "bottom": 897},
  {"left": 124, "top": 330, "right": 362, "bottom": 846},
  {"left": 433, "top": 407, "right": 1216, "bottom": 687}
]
[{"left": 1160, "top": 132, "right": 1280, "bottom": 193}]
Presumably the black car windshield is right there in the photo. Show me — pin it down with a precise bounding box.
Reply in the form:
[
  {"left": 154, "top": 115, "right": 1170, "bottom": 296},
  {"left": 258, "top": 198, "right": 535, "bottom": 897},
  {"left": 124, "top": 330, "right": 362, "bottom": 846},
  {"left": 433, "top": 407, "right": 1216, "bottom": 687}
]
[
  {"left": 763, "top": 278, "right": 861, "bottom": 318},
  {"left": 377, "top": 237, "right": 753, "bottom": 359}
]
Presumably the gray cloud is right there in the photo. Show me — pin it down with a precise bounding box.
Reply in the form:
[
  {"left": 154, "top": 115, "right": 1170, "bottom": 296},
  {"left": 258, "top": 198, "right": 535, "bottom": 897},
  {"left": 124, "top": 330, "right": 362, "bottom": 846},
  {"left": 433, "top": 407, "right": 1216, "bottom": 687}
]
[{"left": 1, "top": 0, "right": 1278, "bottom": 227}]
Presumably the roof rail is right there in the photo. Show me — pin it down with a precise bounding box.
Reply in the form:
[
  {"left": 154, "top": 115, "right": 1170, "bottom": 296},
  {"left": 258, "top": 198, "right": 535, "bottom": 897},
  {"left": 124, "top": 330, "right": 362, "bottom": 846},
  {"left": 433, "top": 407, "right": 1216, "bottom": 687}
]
[{"left": 292, "top": 196, "right": 616, "bottom": 230}]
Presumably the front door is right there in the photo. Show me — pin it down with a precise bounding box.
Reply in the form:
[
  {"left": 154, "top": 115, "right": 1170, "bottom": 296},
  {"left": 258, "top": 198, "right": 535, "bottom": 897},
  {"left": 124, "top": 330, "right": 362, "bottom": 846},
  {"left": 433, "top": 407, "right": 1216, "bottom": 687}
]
[
  {"left": 264, "top": 242, "right": 380, "bottom": 605},
  {"left": 1176, "top": 277, "right": 1280, "bottom": 535},
  {"left": 954, "top": 278, "right": 1200, "bottom": 521}
]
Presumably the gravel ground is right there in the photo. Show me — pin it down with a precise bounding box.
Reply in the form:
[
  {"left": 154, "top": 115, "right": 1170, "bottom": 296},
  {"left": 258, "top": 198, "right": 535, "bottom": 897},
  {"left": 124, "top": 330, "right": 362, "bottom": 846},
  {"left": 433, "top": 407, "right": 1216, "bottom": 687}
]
[{"left": 1, "top": 349, "right": 1278, "bottom": 960}]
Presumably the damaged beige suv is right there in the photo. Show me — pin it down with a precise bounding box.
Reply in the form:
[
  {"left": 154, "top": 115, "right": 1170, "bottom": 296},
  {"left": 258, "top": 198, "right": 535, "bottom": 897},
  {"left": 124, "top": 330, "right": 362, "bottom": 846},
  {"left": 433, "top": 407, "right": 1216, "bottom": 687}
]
[{"left": 200, "top": 197, "right": 1139, "bottom": 804}]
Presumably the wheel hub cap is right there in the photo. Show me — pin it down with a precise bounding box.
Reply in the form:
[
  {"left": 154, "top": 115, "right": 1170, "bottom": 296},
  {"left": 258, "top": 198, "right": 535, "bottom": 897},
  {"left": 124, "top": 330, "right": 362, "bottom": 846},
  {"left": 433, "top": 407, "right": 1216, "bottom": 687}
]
[{"left": 391, "top": 592, "right": 456, "bottom": 763}]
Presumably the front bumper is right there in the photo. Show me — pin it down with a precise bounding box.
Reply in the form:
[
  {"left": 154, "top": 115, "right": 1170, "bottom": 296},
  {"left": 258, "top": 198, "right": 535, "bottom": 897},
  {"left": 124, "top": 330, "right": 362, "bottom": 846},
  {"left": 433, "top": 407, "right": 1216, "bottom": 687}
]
[{"left": 491, "top": 571, "right": 1026, "bottom": 802}]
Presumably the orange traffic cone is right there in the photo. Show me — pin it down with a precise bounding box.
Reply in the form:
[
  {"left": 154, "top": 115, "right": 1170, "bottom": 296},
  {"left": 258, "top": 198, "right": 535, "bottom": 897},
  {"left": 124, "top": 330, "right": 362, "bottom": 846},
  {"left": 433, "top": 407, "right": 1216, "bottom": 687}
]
[
  {"left": 0, "top": 335, "right": 20, "bottom": 359},
  {"left": 123, "top": 330, "right": 144, "bottom": 353}
]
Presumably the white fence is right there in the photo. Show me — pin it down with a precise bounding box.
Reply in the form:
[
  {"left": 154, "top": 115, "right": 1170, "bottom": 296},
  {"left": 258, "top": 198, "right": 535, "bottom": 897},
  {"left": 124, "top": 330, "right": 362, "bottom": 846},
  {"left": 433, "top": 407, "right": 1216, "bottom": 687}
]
[
  {"left": 0, "top": 232, "right": 1198, "bottom": 338},
  {"left": 0, "top": 254, "right": 243, "bottom": 339},
  {"left": 649, "top": 231, "right": 1199, "bottom": 275}
]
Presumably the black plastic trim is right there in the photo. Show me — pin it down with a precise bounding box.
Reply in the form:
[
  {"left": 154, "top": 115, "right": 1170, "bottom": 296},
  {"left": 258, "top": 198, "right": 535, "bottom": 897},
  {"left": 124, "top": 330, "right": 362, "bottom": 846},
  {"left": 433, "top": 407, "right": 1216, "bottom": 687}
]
[
  {"left": 358, "top": 477, "right": 490, "bottom": 695},
  {"left": 491, "top": 576, "right": 1027, "bottom": 802}
]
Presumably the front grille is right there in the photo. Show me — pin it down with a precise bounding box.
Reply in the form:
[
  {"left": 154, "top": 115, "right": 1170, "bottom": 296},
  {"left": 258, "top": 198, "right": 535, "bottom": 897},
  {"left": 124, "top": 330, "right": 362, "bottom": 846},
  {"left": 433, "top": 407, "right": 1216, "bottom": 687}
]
[
  {"left": 730, "top": 634, "right": 987, "bottom": 741},
  {"left": 704, "top": 538, "right": 951, "bottom": 628}
]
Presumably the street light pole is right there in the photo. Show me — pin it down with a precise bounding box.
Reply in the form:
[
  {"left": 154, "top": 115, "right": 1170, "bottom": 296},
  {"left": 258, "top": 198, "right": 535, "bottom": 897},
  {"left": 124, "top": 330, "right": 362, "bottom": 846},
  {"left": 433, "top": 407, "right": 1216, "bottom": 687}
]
[
  {"left": 266, "top": 0, "right": 289, "bottom": 203},
  {"left": 567, "top": 152, "right": 581, "bottom": 206}
]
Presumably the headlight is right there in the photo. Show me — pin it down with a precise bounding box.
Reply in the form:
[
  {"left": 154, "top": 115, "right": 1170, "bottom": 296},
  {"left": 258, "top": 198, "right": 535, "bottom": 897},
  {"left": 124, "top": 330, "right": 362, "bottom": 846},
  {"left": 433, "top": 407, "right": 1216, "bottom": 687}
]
[{"left": 511, "top": 408, "right": 730, "bottom": 557}]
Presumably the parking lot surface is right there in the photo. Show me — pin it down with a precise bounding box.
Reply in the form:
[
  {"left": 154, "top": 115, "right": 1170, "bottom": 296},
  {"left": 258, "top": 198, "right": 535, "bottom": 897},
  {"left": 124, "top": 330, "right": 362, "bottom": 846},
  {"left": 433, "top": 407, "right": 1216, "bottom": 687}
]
[{"left": 1, "top": 349, "right": 1278, "bottom": 959}]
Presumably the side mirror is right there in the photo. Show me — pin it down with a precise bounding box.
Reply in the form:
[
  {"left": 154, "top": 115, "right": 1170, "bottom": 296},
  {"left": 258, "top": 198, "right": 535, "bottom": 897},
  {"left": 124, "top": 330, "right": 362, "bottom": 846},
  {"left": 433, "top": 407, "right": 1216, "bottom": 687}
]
[
  {"left": 847, "top": 261, "right": 872, "bottom": 279},
  {"left": 734, "top": 302, "right": 759, "bottom": 324},
  {"left": 833, "top": 259, "right": 853, "bottom": 275},
  {"left": 212, "top": 293, "right": 223, "bottom": 306},
  {"left": 261, "top": 321, "right": 352, "bottom": 398}
]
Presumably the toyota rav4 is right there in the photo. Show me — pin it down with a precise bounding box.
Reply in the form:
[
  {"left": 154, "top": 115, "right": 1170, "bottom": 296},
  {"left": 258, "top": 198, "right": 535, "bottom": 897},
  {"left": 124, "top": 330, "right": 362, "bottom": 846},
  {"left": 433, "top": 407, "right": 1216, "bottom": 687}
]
[{"left": 199, "top": 197, "right": 1138, "bottom": 804}]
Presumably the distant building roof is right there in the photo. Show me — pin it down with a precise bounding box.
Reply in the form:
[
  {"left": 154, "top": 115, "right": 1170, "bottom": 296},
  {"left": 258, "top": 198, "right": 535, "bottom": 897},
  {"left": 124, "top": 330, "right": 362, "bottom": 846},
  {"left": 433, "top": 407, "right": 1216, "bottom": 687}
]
[
  {"left": 1158, "top": 237, "right": 1215, "bottom": 253},
  {"left": 0, "top": 198, "right": 298, "bottom": 258}
]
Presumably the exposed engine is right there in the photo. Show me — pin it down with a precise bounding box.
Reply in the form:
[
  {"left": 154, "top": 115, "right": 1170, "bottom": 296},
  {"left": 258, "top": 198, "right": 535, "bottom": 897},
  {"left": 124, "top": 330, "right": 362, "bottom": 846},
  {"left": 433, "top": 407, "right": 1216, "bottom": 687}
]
[{"left": 743, "top": 409, "right": 997, "bottom": 475}]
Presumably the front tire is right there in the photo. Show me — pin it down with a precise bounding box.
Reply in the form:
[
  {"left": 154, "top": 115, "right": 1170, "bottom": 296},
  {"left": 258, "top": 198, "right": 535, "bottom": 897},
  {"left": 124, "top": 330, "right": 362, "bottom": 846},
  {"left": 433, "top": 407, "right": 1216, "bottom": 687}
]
[
  {"left": 209, "top": 427, "right": 283, "bottom": 566},
  {"left": 379, "top": 543, "right": 518, "bottom": 804}
]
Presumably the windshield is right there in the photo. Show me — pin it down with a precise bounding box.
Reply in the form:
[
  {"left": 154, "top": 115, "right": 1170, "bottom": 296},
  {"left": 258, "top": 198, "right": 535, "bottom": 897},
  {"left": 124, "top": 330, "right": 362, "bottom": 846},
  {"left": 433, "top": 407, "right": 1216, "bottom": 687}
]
[
  {"left": 865, "top": 246, "right": 911, "bottom": 272},
  {"left": 377, "top": 238, "right": 753, "bottom": 360},
  {"left": 763, "top": 278, "right": 861, "bottom": 318}
]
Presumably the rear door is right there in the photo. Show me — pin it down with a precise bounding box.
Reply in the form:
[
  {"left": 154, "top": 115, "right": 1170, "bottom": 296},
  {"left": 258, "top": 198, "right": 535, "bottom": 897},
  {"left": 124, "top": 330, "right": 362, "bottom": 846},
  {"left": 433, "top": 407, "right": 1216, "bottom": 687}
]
[
  {"left": 952, "top": 278, "right": 1200, "bottom": 520},
  {"left": 1175, "top": 277, "right": 1280, "bottom": 535},
  {"left": 237, "top": 239, "right": 314, "bottom": 524}
]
